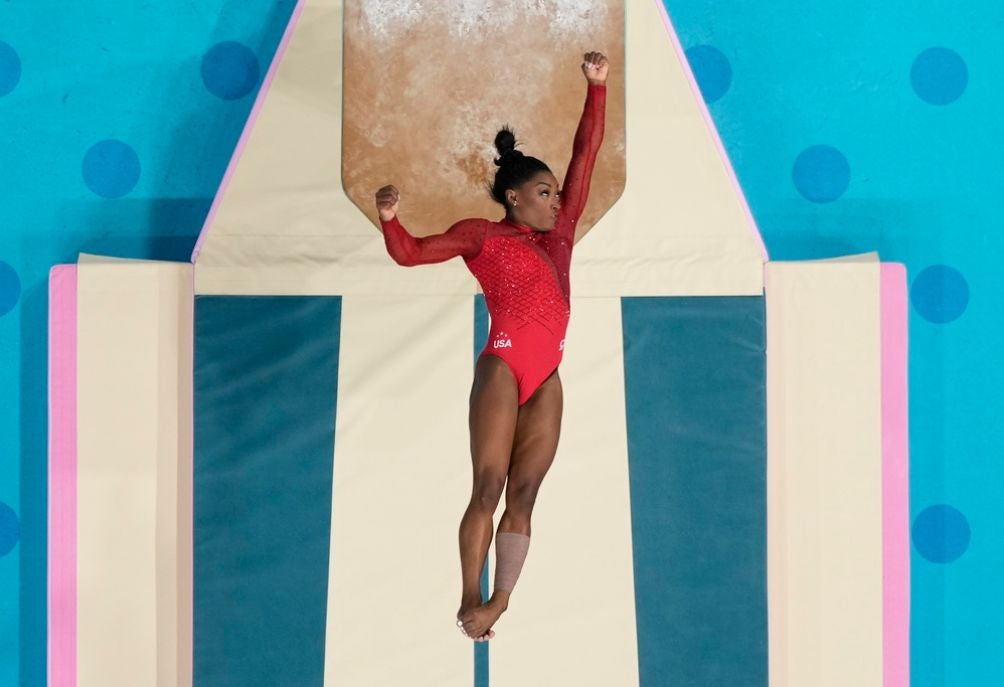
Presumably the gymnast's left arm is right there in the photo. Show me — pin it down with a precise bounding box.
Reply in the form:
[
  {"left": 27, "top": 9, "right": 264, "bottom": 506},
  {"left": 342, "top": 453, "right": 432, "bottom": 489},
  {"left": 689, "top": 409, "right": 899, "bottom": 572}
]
[{"left": 562, "top": 51, "right": 608, "bottom": 244}]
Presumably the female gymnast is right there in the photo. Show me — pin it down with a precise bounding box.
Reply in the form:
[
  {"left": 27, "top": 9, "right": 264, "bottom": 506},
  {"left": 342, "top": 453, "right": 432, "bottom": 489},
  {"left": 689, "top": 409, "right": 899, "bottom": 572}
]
[{"left": 374, "top": 51, "right": 608, "bottom": 642}]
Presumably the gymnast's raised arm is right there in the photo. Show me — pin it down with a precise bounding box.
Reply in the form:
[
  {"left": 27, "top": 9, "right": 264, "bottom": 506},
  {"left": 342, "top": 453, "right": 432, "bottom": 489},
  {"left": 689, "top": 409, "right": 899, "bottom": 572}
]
[
  {"left": 375, "top": 184, "right": 486, "bottom": 266},
  {"left": 563, "top": 51, "right": 608, "bottom": 243}
]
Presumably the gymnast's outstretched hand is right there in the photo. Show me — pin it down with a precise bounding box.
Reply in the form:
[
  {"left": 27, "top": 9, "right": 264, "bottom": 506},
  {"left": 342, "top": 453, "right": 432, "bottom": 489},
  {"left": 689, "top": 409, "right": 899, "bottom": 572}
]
[
  {"left": 375, "top": 184, "right": 400, "bottom": 222},
  {"left": 582, "top": 51, "right": 609, "bottom": 85}
]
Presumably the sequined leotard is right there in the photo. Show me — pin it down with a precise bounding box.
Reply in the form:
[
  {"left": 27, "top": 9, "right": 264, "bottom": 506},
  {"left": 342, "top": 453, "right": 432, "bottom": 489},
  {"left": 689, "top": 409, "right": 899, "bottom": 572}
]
[{"left": 381, "top": 83, "right": 606, "bottom": 404}]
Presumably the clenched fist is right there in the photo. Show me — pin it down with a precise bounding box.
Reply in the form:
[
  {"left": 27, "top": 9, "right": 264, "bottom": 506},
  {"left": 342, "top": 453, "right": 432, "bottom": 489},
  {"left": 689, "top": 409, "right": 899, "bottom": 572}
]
[
  {"left": 581, "top": 51, "right": 609, "bottom": 85},
  {"left": 375, "top": 184, "right": 400, "bottom": 222}
]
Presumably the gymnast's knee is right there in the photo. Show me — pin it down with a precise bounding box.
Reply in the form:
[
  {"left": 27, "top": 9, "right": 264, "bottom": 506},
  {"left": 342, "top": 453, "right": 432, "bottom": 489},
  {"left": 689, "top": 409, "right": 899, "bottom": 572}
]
[
  {"left": 504, "top": 480, "right": 541, "bottom": 517},
  {"left": 469, "top": 473, "right": 506, "bottom": 514}
]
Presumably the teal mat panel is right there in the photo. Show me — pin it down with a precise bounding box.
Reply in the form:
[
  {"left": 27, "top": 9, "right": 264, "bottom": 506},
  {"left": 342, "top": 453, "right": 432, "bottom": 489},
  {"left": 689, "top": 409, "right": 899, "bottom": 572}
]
[
  {"left": 474, "top": 294, "right": 489, "bottom": 687},
  {"left": 194, "top": 296, "right": 341, "bottom": 686},
  {"left": 621, "top": 296, "right": 766, "bottom": 686}
]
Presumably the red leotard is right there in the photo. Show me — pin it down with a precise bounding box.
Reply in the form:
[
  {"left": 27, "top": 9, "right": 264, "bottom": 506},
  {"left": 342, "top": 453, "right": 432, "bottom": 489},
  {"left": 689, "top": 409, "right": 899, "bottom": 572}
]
[{"left": 381, "top": 83, "right": 606, "bottom": 404}]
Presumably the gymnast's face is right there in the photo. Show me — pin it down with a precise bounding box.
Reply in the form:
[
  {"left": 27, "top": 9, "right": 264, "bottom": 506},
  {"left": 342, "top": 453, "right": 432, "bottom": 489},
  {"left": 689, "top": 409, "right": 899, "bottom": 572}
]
[{"left": 508, "top": 170, "right": 561, "bottom": 232}]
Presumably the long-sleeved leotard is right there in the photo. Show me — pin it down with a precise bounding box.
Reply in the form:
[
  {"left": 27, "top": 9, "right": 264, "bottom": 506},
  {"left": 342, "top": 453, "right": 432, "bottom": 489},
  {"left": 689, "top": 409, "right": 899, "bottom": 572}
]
[{"left": 381, "top": 83, "right": 606, "bottom": 404}]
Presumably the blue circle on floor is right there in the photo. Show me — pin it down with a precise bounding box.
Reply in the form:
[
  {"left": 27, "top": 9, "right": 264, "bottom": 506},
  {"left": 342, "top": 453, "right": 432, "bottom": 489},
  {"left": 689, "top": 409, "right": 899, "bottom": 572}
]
[
  {"left": 202, "top": 41, "right": 260, "bottom": 100},
  {"left": 911, "top": 264, "right": 969, "bottom": 323},
  {"left": 0, "top": 502, "right": 19, "bottom": 557},
  {"left": 0, "top": 261, "right": 20, "bottom": 316},
  {"left": 792, "top": 145, "right": 851, "bottom": 203},
  {"left": 0, "top": 41, "right": 21, "bottom": 97},
  {"left": 913, "top": 504, "right": 970, "bottom": 563},
  {"left": 82, "top": 139, "right": 141, "bottom": 198},
  {"left": 911, "top": 47, "right": 967, "bottom": 105},
  {"left": 686, "top": 44, "right": 732, "bottom": 104}
]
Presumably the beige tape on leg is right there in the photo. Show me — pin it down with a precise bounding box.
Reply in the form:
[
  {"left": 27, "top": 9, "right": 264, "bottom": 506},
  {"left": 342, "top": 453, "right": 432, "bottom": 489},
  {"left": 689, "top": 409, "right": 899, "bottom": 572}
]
[{"left": 493, "top": 532, "right": 531, "bottom": 593}]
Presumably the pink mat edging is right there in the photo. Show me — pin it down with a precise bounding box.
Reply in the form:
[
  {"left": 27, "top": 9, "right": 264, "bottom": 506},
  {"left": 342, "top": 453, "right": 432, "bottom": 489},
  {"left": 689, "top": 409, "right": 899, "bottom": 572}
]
[
  {"left": 653, "top": 0, "right": 769, "bottom": 262},
  {"left": 190, "top": 0, "right": 307, "bottom": 263},
  {"left": 881, "top": 262, "right": 910, "bottom": 687},
  {"left": 47, "top": 264, "right": 78, "bottom": 687}
]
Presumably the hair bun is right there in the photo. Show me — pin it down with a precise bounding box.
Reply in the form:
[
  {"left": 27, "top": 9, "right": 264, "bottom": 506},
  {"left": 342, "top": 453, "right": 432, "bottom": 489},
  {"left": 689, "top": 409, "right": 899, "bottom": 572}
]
[{"left": 493, "top": 126, "right": 523, "bottom": 167}]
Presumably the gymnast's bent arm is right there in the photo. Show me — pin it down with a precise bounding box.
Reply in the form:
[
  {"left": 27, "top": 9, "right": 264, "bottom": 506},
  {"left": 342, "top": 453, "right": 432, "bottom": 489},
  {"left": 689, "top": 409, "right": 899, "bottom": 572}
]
[{"left": 375, "top": 184, "right": 486, "bottom": 266}]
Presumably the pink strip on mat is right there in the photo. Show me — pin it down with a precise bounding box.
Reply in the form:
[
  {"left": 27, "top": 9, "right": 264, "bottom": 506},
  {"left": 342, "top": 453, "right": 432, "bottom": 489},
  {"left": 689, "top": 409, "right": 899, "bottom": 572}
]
[
  {"left": 653, "top": 0, "right": 769, "bottom": 261},
  {"left": 48, "top": 265, "right": 78, "bottom": 687},
  {"left": 881, "top": 262, "right": 910, "bottom": 687},
  {"left": 191, "top": 0, "right": 307, "bottom": 263}
]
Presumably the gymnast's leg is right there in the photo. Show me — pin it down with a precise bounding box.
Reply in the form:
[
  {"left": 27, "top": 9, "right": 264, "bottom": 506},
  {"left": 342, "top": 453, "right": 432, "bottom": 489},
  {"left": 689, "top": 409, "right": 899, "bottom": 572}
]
[
  {"left": 459, "top": 368, "right": 563, "bottom": 640},
  {"left": 457, "top": 355, "right": 518, "bottom": 640}
]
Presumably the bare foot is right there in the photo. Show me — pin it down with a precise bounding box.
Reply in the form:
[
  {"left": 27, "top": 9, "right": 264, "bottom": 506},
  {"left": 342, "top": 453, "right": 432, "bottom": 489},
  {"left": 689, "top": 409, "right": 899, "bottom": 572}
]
[
  {"left": 458, "top": 598, "right": 507, "bottom": 640},
  {"left": 457, "top": 596, "right": 496, "bottom": 641}
]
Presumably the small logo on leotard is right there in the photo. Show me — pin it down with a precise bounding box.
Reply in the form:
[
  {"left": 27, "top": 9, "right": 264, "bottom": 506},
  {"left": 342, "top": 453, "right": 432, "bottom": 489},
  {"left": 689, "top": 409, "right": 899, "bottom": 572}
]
[
  {"left": 559, "top": 339, "right": 565, "bottom": 351},
  {"left": 493, "top": 332, "right": 512, "bottom": 349}
]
